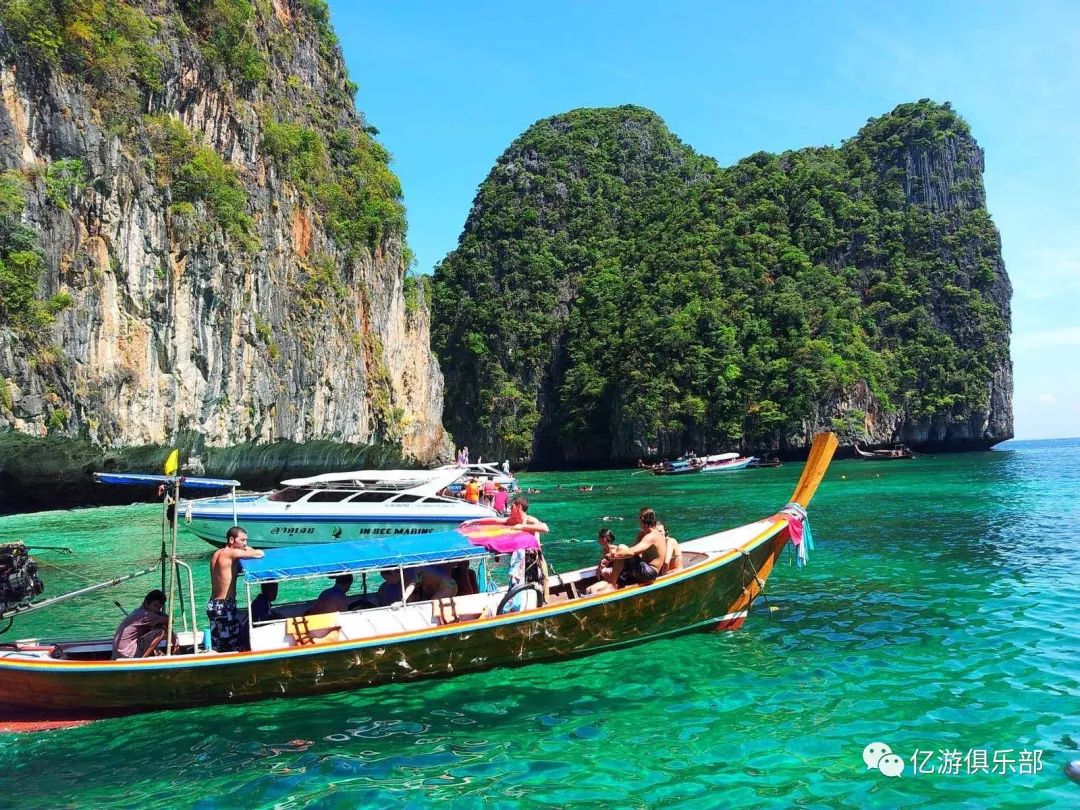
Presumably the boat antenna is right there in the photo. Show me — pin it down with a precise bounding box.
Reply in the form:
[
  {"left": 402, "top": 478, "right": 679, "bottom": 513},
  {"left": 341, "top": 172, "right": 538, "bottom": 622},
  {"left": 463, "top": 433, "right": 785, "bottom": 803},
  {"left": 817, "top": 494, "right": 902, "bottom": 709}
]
[{"left": 163, "top": 449, "right": 181, "bottom": 656}]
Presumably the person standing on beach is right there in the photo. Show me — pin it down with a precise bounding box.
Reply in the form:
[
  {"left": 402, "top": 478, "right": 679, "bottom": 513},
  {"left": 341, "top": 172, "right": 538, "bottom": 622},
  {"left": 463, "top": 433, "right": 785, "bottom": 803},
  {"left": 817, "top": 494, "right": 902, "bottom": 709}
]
[{"left": 207, "top": 526, "right": 264, "bottom": 652}]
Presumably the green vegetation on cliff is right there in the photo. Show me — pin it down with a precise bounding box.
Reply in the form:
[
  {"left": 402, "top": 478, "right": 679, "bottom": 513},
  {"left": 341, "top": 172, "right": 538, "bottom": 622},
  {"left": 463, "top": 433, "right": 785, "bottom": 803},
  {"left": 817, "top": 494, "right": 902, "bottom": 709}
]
[
  {"left": 0, "top": 0, "right": 405, "bottom": 253},
  {"left": 0, "top": 170, "right": 69, "bottom": 336},
  {"left": 433, "top": 101, "right": 1011, "bottom": 463}
]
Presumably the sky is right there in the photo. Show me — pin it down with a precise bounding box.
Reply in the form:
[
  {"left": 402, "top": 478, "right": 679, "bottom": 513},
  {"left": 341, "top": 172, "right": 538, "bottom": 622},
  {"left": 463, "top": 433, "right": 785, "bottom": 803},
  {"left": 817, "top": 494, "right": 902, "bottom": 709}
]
[{"left": 328, "top": 1, "right": 1080, "bottom": 440}]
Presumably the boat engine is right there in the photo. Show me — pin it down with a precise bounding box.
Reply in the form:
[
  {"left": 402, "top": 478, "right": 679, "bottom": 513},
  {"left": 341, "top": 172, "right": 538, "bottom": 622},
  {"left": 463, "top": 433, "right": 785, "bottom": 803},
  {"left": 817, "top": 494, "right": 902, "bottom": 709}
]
[{"left": 0, "top": 543, "right": 45, "bottom": 616}]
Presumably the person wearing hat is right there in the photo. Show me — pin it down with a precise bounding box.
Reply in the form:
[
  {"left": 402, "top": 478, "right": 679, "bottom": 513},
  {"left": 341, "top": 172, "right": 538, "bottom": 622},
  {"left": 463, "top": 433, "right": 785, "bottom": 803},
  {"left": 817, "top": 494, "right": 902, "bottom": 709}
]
[{"left": 112, "top": 589, "right": 173, "bottom": 658}]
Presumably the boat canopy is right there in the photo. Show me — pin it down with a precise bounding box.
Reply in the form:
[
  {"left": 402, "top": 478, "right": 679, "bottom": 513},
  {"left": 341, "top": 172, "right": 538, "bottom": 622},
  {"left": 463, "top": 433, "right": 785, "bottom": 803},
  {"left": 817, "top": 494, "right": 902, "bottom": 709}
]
[
  {"left": 278, "top": 468, "right": 463, "bottom": 494},
  {"left": 93, "top": 472, "right": 241, "bottom": 489},
  {"left": 705, "top": 453, "right": 740, "bottom": 463},
  {"left": 241, "top": 524, "right": 540, "bottom": 583}
]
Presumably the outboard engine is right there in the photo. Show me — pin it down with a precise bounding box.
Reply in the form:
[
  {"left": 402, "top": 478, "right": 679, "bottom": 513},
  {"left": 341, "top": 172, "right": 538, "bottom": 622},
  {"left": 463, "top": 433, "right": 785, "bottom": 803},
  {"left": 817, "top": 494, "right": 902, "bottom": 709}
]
[{"left": 0, "top": 543, "right": 45, "bottom": 616}]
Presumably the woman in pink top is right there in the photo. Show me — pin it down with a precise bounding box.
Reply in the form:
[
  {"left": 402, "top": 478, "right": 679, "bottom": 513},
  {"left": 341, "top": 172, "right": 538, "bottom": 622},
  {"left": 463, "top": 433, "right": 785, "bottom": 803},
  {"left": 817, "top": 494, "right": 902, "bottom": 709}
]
[{"left": 492, "top": 484, "right": 509, "bottom": 515}]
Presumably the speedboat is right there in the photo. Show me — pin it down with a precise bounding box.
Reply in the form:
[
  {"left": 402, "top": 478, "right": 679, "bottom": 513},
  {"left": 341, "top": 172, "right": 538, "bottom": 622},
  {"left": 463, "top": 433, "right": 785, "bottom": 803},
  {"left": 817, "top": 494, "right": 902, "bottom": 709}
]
[
  {"left": 182, "top": 468, "right": 497, "bottom": 548},
  {"left": 701, "top": 452, "right": 755, "bottom": 472},
  {"left": 436, "top": 461, "right": 518, "bottom": 491}
]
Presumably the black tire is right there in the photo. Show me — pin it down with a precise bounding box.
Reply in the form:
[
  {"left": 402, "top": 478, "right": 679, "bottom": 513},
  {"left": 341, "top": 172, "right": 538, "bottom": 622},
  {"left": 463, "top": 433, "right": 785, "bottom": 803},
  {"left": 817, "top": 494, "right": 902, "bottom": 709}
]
[{"left": 496, "top": 582, "right": 544, "bottom": 615}]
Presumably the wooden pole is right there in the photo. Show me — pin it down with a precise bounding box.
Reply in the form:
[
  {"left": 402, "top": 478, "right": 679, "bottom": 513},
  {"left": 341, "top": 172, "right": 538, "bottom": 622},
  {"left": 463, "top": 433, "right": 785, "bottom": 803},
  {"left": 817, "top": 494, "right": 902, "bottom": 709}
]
[
  {"left": 160, "top": 495, "right": 168, "bottom": 593},
  {"left": 164, "top": 477, "right": 181, "bottom": 656},
  {"left": 788, "top": 432, "right": 839, "bottom": 509}
]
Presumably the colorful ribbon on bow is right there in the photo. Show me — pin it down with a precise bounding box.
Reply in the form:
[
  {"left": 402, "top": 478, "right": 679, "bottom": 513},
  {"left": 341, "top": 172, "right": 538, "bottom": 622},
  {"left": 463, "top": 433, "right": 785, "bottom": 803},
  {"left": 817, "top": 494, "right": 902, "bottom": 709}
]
[{"left": 781, "top": 502, "right": 814, "bottom": 568}]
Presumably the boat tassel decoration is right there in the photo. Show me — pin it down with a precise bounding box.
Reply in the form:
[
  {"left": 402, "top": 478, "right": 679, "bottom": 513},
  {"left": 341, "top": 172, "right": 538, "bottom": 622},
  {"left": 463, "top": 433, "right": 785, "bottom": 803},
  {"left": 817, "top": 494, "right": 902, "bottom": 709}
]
[{"left": 781, "top": 503, "right": 814, "bottom": 568}]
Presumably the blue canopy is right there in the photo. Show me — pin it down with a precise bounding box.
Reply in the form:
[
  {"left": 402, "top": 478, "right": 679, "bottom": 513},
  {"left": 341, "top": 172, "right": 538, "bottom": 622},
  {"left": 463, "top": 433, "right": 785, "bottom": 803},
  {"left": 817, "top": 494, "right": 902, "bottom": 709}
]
[
  {"left": 241, "top": 530, "right": 488, "bottom": 583},
  {"left": 93, "top": 472, "right": 241, "bottom": 489}
]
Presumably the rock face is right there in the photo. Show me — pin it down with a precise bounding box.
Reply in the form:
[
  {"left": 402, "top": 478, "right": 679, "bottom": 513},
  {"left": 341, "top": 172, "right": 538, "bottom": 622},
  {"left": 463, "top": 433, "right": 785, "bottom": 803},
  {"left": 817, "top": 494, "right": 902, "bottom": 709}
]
[
  {"left": 433, "top": 102, "right": 1012, "bottom": 466},
  {"left": 0, "top": 0, "right": 451, "bottom": 508}
]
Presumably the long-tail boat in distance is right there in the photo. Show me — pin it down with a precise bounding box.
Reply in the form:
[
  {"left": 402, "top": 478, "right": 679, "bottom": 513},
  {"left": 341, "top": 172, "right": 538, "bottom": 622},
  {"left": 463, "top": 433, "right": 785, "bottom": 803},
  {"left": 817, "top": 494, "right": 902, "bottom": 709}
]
[
  {"left": 643, "top": 458, "right": 706, "bottom": 475},
  {"left": 0, "top": 434, "right": 839, "bottom": 730},
  {"left": 853, "top": 442, "right": 916, "bottom": 460}
]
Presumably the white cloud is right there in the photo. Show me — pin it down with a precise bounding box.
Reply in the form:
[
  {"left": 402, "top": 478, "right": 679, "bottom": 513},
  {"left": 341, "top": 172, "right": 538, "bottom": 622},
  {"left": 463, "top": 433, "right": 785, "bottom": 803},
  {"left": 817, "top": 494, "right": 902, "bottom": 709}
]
[
  {"left": 1014, "top": 326, "right": 1080, "bottom": 350},
  {"left": 1038, "top": 393, "right": 1057, "bottom": 405}
]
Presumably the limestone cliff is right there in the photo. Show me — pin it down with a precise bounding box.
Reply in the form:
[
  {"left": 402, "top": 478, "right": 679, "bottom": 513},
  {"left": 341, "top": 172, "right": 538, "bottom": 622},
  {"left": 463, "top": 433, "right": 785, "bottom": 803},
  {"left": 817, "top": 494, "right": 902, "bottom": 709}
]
[
  {"left": 0, "top": 0, "right": 450, "bottom": 507},
  {"left": 433, "top": 102, "right": 1012, "bottom": 466}
]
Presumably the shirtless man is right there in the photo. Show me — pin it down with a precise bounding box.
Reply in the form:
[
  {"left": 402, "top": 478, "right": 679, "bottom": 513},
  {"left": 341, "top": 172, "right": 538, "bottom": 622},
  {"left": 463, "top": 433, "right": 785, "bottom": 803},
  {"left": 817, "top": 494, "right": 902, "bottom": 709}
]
[
  {"left": 310, "top": 574, "right": 352, "bottom": 614},
  {"left": 206, "top": 526, "right": 264, "bottom": 652},
  {"left": 609, "top": 507, "right": 667, "bottom": 587},
  {"left": 504, "top": 496, "right": 549, "bottom": 536},
  {"left": 657, "top": 522, "right": 683, "bottom": 574}
]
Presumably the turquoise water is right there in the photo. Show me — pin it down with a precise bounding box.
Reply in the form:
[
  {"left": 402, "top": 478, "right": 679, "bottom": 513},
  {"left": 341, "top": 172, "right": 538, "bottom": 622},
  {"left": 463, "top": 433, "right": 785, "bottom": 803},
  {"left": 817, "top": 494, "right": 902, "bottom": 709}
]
[{"left": 1, "top": 440, "right": 1079, "bottom": 807}]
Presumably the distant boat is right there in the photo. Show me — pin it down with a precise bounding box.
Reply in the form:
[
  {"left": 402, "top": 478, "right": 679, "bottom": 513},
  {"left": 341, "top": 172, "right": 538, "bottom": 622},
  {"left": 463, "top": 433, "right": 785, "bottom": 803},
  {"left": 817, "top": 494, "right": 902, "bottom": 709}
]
[
  {"left": 853, "top": 443, "right": 916, "bottom": 460},
  {"left": 747, "top": 456, "right": 782, "bottom": 468},
  {"left": 701, "top": 453, "right": 755, "bottom": 473},
  {"left": 649, "top": 458, "right": 705, "bottom": 476}
]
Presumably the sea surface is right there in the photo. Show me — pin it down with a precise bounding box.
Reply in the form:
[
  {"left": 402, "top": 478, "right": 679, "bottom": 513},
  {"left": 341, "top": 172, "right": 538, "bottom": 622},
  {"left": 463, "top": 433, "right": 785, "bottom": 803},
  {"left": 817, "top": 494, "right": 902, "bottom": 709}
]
[{"left": 1, "top": 439, "right": 1079, "bottom": 808}]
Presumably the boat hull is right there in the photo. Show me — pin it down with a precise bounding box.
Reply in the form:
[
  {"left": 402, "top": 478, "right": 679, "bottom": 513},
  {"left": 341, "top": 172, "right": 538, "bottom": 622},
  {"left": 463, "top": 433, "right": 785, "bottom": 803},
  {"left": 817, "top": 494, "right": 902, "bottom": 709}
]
[
  {"left": 184, "top": 497, "right": 495, "bottom": 548},
  {"left": 702, "top": 458, "right": 753, "bottom": 472},
  {"left": 0, "top": 521, "right": 791, "bottom": 722}
]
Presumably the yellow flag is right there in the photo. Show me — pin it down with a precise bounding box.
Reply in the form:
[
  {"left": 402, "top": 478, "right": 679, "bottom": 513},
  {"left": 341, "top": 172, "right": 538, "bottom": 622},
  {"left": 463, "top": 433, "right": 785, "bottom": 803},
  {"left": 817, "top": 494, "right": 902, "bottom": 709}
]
[{"left": 164, "top": 449, "right": 179, "bottom": 476}]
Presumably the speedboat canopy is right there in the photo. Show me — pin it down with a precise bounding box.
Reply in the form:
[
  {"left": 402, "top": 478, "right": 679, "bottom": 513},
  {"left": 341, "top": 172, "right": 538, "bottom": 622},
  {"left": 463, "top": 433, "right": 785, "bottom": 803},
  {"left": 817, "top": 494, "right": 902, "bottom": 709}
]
[{"left": 278, "top": 468, "right": 463, "bottom": 493}]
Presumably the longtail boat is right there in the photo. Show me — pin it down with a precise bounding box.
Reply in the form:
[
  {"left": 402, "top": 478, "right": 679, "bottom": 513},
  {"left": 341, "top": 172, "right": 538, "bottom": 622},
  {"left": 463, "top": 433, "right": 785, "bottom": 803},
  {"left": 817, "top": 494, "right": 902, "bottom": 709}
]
[
  {"left": 0, "top": 433, "right": 838, "bottom": 729},
  {"left": 648, "top": 458, "right": 705, "bottom": 476},
  {"left": 853, "top": 442, "right": 916, "bottom": 460}
]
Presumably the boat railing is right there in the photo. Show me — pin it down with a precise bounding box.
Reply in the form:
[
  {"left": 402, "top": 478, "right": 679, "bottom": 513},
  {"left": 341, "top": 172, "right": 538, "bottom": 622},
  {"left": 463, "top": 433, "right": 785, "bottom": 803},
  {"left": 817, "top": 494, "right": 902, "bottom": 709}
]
[{"left": 170, "top": 557, "right": 202, "bottom": 654}]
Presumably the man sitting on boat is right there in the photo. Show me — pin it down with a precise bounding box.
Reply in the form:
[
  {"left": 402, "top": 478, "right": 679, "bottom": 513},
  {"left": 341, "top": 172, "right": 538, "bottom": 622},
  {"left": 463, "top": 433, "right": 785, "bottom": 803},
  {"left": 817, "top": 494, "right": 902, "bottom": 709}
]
[
  {"left": 657, "top": 523, "right": 683, "bottom": 574},
  {"left": 586, "top": 528, "right": 618, "bottom": 595},
  {"left": 207, "top": 526, "right": 265, "bottom": 653},
  {"left": 608, "top": 507, "right": 667, "bottom": 587},
  {"left": 414, "top": 565, "right": 458, "bottom": 600},
  {"left": 111, "top": 589, "right": 173, "bottom": 658},
  {"left": 376, "top": 568, "right": 413, "bottom": 606},
  {"left": 250, "top": 583, "right": 283, "bottom": 623},
  {"left": 311, "top": 575, "right": 353, "bottom": 614}
]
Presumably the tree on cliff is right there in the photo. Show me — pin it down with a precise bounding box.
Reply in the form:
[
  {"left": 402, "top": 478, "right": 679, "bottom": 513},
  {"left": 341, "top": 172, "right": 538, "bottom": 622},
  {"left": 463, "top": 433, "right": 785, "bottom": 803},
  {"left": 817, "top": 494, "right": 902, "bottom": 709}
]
[{"left": 432, "top": 101, "right": 1012, "bottom": 465}]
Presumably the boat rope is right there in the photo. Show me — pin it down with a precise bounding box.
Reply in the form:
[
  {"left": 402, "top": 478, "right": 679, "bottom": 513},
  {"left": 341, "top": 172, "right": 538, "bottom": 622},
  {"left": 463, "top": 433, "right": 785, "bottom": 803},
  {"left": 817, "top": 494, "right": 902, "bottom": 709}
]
[
  {"left": 36, "top": 558, "right": 98, "bottom": 586},
  {"left": 738, "top": 550, "right": 772, "bottom": 615},
  {"left": 22, "top": 545, "right": 73, "bottom": 555}
]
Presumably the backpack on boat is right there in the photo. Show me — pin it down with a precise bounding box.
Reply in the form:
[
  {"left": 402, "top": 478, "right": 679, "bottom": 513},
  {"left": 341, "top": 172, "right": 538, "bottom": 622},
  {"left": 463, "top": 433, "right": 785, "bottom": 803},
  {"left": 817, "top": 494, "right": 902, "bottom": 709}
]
[{"left": 0, "top": 543, "right": 44, "bottom": 616}]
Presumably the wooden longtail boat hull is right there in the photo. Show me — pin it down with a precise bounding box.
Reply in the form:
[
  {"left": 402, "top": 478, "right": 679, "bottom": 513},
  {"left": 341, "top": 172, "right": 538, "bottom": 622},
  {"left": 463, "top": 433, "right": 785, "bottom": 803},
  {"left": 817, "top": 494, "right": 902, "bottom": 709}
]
[
  {"left": 0, "top": 433, "right": 837, "bottom": 725},
  {"left": 853, "top": 443, "right": 915, "bottom": 460},
  {"left": 0, "top": 520, "right": 788, "bottom": 722}
]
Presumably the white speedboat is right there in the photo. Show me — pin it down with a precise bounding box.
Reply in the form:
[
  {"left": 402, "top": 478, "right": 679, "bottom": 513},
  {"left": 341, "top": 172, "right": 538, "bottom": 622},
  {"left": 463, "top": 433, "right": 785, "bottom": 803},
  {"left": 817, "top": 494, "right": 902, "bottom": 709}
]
[
  {"left": 436, "top": 461, "right": 518, "bottom": 491},
  {"left": 182, "top": 469, "right": 498, "bottom": 549},
  {"left": 701, "top": 452, "right": 755, "bottom": 472}
]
